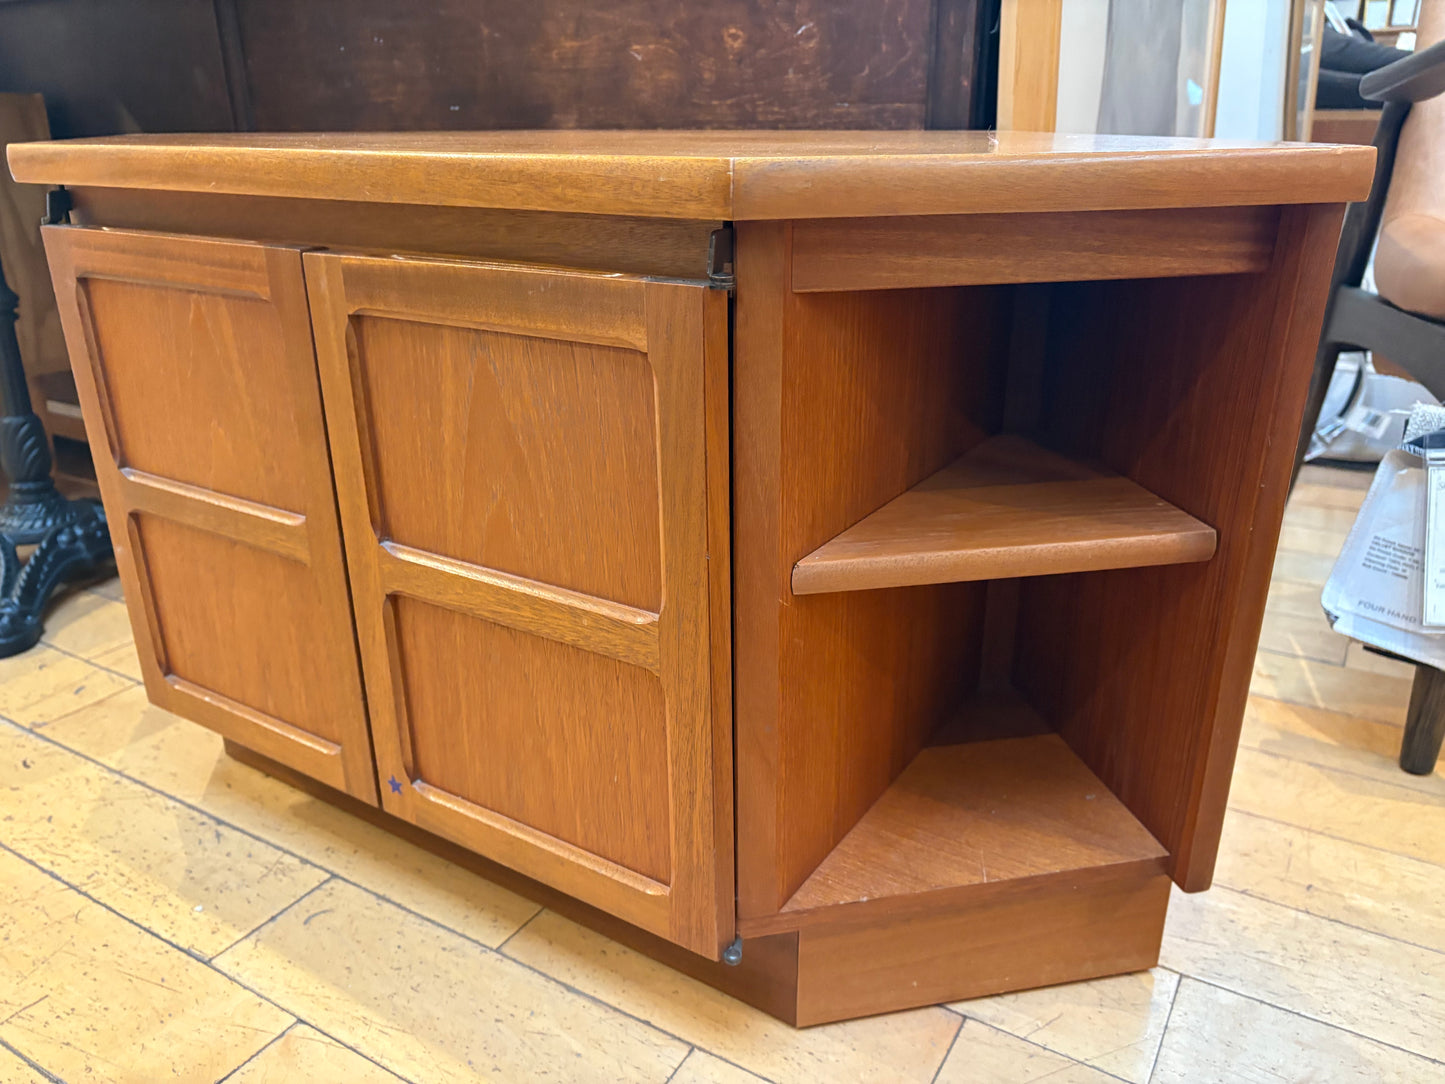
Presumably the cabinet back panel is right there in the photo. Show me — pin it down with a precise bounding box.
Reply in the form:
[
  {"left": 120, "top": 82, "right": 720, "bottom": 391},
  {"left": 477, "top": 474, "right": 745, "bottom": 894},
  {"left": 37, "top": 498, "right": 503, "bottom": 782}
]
[
  {"left": 83, "top": 277, "right": 312, "bottom": 512},
  {"left": 393, "top": 597, "right": 670, "bottom": 881},
  {"left": 354, "top": 315, "right": 663, "bottom": 612},
  {"left": 136, "top": 515, "right": 355, "bottom": 746}
]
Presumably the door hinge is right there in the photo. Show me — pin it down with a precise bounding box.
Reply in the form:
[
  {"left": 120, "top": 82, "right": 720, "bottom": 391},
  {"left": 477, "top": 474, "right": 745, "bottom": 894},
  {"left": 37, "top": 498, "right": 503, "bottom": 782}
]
[
  {"left": 721, "top": 935, "right": 742, "bottom": 966},
  {"left": 42, "top": 188, "right": 72, "bottom": 227},
  {"left": 707, "top": 226, "right": 735, "bottom": 292}
]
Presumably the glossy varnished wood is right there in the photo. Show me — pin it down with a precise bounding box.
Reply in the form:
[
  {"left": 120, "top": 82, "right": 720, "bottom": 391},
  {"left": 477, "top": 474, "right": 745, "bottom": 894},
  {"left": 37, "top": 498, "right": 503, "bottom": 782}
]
[
  {"left": 306, "top": 251, "right": 731, "bottom": 956},
  {"left": 15, "top": 132, "right": 1378, "bottom": 1027},
  {"left": 733, "top": 221, "right": 1006, "bottom": 917},
  {"left": 8, "top": 131, "right": 1375, "bottom": 220},
  {"left": 790, "top": 205, "right": 1281, "bottom": 292},
  {"left": 791, "top": 434, "right": 1217, "bottom": 594},
  {"left": 738, "top": 704, "right": 1166, "bottom": 935},
  {"left": 41, "top": 226, "right": 375, "bottom": 801},
  {"left": 793, "top": 869, "right": 1171, "bottom": 1025},
  {"left": 1014, "top": 204, "right": 1349, "bottom": 891}
]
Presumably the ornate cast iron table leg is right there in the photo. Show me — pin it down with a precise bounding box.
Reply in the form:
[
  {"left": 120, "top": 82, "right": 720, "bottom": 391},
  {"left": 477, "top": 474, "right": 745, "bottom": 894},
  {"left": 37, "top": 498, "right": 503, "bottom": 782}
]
[
  {"left": 0, "top": 499, "right": 112, "bottom": 656},
  {"left": 0, "top": 249, "right": 114, "bottom": 657}
]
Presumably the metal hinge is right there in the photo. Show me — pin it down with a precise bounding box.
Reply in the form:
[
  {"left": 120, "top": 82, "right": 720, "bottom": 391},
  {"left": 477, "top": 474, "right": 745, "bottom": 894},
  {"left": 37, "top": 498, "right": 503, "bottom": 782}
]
[
  {"left": 707, "top": 226, "right": 735, "bottom": 292},
  {"left": 42, "top": 187, "right": 72, "bottom": 227},
  {"left": 721, "top": 936, "right": 742, "bottom": 966}
]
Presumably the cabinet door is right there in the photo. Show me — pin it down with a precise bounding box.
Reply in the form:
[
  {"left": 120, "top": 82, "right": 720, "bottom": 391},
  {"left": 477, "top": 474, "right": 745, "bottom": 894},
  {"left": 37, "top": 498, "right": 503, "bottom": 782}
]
[
  {"left": 305, "top": 252, "right": 732, "bottom": 956},
  {"left": 43, "top": 227, "right": 376, "bottom": 801}
]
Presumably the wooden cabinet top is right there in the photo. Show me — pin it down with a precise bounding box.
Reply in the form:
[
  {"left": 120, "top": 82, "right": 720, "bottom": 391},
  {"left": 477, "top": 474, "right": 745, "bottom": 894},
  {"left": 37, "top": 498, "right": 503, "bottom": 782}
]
[{"left": 9, "top": 130, "right": 1374, "bottom": 221}]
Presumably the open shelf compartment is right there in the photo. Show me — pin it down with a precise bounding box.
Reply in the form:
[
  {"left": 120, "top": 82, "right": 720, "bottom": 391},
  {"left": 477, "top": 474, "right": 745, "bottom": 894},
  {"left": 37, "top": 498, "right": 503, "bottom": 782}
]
[
  {"left": 791, "top": 434, "right": 1217, "bottom": 595},
  {"left": 772, "top": 692, "right": 1168, "bottom": 928}
]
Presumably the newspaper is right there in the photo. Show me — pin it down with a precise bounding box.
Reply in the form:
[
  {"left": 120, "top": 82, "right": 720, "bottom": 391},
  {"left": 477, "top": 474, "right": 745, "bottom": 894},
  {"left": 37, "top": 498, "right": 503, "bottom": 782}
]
[{"left": 1321, "top": 411, "right": 1445, "bottom": 669}]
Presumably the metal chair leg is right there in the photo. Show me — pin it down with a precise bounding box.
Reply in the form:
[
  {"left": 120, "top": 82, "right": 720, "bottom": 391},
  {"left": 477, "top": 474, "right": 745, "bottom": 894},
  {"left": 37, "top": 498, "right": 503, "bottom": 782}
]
[{"left": 1401, "top": 665, "right": 1445, "bottom": 774}]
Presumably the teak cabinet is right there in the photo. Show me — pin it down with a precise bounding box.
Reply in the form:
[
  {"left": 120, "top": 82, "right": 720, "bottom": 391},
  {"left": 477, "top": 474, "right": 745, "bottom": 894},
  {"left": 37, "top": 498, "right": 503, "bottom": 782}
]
[{"left": 11, "top": 131, "right": 1374, "bottom": 1025}]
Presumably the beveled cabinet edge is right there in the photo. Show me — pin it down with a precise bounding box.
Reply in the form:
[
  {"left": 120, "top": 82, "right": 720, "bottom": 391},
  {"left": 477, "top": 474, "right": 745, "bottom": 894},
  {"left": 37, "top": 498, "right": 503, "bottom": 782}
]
[{"left": 10, "top": 132, "right": 1375, "bottom": 219}]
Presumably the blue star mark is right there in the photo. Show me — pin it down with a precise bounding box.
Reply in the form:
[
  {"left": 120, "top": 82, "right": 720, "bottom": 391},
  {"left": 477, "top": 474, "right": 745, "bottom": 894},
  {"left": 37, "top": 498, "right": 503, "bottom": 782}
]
[{"left": 387, "top": 775, "right": 403, "bottom": 795}]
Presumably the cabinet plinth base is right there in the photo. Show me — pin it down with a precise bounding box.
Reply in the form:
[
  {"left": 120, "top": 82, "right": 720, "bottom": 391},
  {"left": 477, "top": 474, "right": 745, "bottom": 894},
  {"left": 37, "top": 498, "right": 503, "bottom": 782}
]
[{"left": 224, "top": 737, "right": 1171, "bottom": 1026}]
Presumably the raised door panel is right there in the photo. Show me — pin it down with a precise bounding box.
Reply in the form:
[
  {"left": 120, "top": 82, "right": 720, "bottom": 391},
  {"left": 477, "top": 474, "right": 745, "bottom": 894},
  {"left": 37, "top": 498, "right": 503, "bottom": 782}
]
[
  {"left": 42, "top": 227, "right": 376, "bottom": 801},
  {"left": 305, "top": 252, "right": 731, "bottom": 956}
]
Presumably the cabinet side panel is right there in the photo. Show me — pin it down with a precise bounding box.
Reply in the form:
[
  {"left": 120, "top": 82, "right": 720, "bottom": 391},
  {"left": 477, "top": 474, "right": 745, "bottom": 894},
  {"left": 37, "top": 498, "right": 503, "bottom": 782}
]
[{"left": 1014, "top": 204, "right": 1345, "bottom": 890}]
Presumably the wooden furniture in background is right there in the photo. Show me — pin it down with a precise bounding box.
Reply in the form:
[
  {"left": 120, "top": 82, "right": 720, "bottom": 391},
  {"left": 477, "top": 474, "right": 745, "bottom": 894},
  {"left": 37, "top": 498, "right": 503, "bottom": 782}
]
[
  {"left": 1286, "top": 0, "right": 1328, "bottom": 140},
  {"left": 0, "top": 94, "right": 79, "bottom": 450},
  {"left": 997, "top": 0, "right": 1062, "bottom": 131},
  {"left": 1313, "top": 107, "right": 1385, "bottom": 143},
  {"left": 999, "top": 0, "right": 1227, "bottom": 137},
  {"left": 10, "top": 130, "right": 1373, "bottom": 1025},
  {"left": 0, "top": 0, "right": 999, "bottom": 136}
]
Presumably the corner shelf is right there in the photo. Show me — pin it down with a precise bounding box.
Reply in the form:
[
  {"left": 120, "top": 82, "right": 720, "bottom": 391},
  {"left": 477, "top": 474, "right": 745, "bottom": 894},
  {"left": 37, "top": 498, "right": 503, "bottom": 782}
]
[
  {"left": 769, "top": 693, "right": 1167, "bottom": 930},
  {"left": 791, "top": 434, "right": 1217, "bottom": 595}
]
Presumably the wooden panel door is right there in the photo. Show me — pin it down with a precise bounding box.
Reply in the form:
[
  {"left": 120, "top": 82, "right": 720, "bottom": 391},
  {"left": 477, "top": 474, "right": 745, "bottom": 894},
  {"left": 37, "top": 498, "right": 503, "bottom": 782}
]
[
  {"left": 304, "top": 252, "right": 732, "bottom": 956},
  {"left": 43, "top": 227, "right": 376, "bottom": 801}
]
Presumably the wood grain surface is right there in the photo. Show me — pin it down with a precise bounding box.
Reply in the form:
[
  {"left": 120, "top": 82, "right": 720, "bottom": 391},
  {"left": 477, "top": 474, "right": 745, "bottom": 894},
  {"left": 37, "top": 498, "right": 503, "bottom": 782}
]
[
  {"left": 787, "top": 732, "right": 1163, "bottom": 912},
  {"left": 733, "top": 222, "right": 1006, "bottom": 918},
  {"left": 306, "top": 250, "right": 732, "bottom": 956},
  {"left": 69, "top": 187, "right": 719, "bottom": 280},
  {"left": 232, "top": 0, "right": 942, "bottom": 132},
  {"left": 8, "top": 131, "right": 1375, "bottom": 220},
  {"left": 40, "top": 226, "right": 375, "bottom": 800},
  {"left": 1013, "top": 204, "right": 1348, "bottom": 892},
  {"left": 351, "top": 314, "right": 661, "bottom": 608},
  {"left": 790, "top": 205, "right": 1281, "bottom": 292},
  {"left": 792, "top": 434, "right": 1216, "bottom": 594},
  {"left": 997, "top": 0, "right": 1062, "bottom": 132},
  {"left": 794, "top": 869, "right": 1171, "bottom": 1025},
  {"left": 746, "top": 711, "right": 1167, "bottom": 933}
]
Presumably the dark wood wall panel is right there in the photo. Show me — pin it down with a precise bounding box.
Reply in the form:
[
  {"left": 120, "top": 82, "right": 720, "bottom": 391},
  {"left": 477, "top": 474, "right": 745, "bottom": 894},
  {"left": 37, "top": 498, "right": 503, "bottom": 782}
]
[
  {"left": 0, "top": 0, "right": 236, "bottom": 137},
  {"left": 234, "top": 1, "right": 932, "bottom": 131},
  {"left": 0, "top": 0, "right": 996, "bottom": 136}
]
